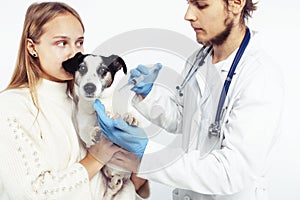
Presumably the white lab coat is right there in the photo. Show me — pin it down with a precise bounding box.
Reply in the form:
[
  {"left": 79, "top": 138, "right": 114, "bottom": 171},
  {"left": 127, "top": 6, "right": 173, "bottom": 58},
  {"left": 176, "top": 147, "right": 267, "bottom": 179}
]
[{"left": 132, "top": 30, "right": 285, "bottom": 200}]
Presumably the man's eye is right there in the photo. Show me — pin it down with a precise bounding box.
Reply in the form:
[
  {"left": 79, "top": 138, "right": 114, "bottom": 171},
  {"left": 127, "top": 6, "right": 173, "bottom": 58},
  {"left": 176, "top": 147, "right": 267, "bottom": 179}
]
[
  {"left": 78, "top": 64, "right": 87, "bottom": 75},
  {"left": 197, "top": 4, "right": 207, "bottom": 9},
  {"left": 188, "top": 0, "right": 208, "bottom": 9}
]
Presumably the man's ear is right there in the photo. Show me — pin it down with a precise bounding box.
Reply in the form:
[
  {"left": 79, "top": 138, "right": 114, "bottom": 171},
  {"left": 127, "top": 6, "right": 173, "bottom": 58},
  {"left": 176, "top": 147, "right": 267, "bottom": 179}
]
[
  {"left": 228, "top": 0, "right": 246, "bottom": 15},
  {"left": 26, "top": 38, "right": 38, "bottom": 57}
]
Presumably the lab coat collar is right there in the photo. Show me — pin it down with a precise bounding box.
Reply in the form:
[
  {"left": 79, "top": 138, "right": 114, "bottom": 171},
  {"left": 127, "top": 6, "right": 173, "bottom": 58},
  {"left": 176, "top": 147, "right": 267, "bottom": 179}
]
[
  {"left": 213, "top": 48, "right": 239, "bottom": 73},
  {"left": 211, "top": 29, "right": 257, "bottom": 74}
]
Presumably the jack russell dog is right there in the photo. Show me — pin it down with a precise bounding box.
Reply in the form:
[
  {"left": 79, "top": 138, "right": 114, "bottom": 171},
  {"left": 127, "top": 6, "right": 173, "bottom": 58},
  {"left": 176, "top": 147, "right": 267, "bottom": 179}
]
[{"left": 63, "top": 52, "right": 137, "bottom": 199}]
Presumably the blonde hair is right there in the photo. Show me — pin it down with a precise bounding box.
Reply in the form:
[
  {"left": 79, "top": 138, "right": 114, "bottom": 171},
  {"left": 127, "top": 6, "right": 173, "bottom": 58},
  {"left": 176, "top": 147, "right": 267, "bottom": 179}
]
[{"left": 6, "top": 1, "right": 84, "bottom": 111}]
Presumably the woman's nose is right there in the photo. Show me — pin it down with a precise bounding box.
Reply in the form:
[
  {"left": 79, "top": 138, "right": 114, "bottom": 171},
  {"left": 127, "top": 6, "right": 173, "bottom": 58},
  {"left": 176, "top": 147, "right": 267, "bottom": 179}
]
[{"left": 68, "top": 45, "right": 82, "bottom": 59}]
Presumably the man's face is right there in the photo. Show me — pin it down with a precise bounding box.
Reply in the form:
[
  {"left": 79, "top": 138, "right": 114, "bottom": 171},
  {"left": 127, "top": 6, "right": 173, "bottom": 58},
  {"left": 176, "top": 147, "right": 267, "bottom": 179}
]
[{"left": 185, "top": 0, "right": 234, "bottom": 46}]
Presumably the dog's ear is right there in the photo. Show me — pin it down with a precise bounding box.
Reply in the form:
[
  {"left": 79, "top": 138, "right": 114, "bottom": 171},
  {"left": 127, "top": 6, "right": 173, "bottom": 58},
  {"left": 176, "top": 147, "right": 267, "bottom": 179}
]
[
  {"left": 102, "top": 55, "right": 127, "bottom": 88},
  {"left": 105, "top": 54, "right": 127, "bottom": 76},
  {"left": 62, "top": 52, "right": 86, "bottom": 75}
]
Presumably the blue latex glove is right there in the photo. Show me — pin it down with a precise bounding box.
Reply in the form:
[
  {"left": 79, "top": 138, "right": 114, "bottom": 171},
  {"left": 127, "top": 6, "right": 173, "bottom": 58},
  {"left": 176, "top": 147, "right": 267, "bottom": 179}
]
[
  {"left": 129, "top": 63, "right": 162, "bottom": 96},
  {"left": 93, "top": 99, "right": 148, "bottom": 160}
]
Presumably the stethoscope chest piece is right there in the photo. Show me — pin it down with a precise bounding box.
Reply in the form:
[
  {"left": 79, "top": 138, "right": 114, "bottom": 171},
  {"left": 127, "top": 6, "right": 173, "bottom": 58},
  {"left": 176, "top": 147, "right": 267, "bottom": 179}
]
[
  {"left": 176, "top": 85, "right": 184, "bottom": 97},
  {"left": 208, "top": 122, "right": 221, "bottom": 138}
]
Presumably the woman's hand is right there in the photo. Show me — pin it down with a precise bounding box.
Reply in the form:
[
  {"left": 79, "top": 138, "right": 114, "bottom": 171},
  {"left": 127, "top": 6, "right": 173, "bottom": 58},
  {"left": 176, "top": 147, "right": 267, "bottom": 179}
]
[
  {"left": 88, "top": 134, "right": 121, "bottom": 165},
  {"left": 109, "top": 148, "right": 140, "bottom": 173},
  {"left": 110, "top": 149, "right": 150, "bottom": 198},
  {"left": 131, "top": 173, "right": 150, "bottom": 199},
  {"left": 80, "top": 134, "right": 122, "bottom": 179}
]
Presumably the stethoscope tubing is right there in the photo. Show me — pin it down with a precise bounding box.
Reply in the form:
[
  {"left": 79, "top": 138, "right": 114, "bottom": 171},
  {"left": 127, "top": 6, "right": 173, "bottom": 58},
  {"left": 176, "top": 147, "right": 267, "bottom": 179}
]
[
  {"left": 176, "top": 27, "right": 251, "bottom": 138},
  {"left": 176, "top": 45, "right": 212, "bottom": 96},
  {"left": 214, "top": 27, "right": 251, "bottom": 123}
]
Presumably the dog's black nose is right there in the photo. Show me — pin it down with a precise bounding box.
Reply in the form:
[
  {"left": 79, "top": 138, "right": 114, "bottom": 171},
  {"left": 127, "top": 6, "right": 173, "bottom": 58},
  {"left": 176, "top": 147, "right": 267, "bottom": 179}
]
[{"left": 84, "top": 83, "right": 96, "bottom": 94}]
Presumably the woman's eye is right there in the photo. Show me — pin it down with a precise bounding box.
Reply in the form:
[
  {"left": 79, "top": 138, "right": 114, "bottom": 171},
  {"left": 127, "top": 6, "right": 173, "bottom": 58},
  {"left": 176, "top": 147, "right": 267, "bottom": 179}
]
[
  {"left": 57, "top": 41, "right": 67, "bottom": 47},
  {"left": 76, "top": 40, "right": 84, "bottom": 47}
]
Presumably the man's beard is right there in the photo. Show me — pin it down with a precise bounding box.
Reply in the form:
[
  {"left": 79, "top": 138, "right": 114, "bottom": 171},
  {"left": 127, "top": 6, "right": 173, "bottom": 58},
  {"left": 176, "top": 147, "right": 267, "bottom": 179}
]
[{"left": 198, "top": 17, "right": 234, "bottom": 46}]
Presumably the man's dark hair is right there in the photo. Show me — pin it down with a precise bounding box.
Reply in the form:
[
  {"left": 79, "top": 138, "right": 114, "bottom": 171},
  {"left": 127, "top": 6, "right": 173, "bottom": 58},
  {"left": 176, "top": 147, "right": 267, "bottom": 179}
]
[{"left": 224, "top": 0, "right": 257, "bottom": 24}]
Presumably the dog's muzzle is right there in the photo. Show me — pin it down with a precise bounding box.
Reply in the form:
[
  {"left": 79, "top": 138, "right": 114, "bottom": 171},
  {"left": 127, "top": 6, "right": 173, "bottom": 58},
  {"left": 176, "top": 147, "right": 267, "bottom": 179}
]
[{"left": 84, "top": 83, "right": 96, "bottom": 95}]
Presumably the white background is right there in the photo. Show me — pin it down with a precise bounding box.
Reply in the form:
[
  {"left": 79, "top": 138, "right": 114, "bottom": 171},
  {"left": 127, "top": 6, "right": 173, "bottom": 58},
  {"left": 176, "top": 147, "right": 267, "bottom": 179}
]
[{"left": 0, "top": 0, "right": 299, "bottom": 199}]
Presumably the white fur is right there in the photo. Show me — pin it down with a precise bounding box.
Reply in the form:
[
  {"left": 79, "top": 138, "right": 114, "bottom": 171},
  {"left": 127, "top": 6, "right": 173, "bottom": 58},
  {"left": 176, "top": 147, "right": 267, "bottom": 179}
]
[{"left": 72, "top": 55, "right": 136, "bottom": 199}]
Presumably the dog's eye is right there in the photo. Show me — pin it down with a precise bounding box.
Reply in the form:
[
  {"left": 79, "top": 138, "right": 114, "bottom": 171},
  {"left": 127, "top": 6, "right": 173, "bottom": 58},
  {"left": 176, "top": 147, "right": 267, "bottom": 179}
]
[
  {"left": 78, "top": 64, "right": 87, "bottom": 75},
  {"left": 97, "top": 66, "right": 108, "bottom": 75}
]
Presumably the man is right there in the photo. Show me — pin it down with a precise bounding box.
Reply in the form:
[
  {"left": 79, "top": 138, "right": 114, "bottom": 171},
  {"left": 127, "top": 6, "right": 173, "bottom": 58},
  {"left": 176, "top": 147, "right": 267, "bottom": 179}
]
[{"left": 94, "top": 0, "right": 284, "bottom": 199}]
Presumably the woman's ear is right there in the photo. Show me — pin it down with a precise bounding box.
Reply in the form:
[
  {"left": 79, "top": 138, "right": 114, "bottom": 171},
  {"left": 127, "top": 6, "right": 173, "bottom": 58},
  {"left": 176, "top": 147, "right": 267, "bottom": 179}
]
[
  {"left": 26, "top": 38, "right": 38, "bottom": 57},
  {"left": 228, "top": 0, "right": 246, "bottom": 15}
]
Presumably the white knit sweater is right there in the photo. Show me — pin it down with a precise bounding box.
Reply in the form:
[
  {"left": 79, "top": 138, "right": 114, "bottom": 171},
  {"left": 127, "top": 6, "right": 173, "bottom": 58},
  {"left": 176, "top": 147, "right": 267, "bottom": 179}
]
[{"left": 0, "top": 79, "right": 104, "bottom": 199}]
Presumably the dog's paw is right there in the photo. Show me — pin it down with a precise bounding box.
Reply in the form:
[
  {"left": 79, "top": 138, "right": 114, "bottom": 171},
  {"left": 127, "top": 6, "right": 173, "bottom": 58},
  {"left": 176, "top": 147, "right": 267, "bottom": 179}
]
[
  {"left": 91, "top": 126, "right": 102, "bottom": 144},
  {"left": 122, "top": 113, "right": 139, "bottom": 126}
]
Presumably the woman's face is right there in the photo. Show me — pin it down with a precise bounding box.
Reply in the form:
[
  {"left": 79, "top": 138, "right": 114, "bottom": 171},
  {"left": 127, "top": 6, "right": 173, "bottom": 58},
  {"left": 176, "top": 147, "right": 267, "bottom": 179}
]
[{"left": 34, "top": 13, "right": 84, "bottom": 82}]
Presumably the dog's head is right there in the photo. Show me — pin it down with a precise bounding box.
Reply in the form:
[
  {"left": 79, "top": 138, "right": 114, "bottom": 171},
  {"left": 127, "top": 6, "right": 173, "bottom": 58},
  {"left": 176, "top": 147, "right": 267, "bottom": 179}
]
[{"left": 62, "top": 52, "right": 127, "bottom": 100}]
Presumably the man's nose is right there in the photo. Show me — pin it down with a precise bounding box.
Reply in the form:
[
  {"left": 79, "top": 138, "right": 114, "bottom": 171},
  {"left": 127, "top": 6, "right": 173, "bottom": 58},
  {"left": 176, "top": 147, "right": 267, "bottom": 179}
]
[{"left": 184, "top": 4, "right": 197, "bottom": 22}]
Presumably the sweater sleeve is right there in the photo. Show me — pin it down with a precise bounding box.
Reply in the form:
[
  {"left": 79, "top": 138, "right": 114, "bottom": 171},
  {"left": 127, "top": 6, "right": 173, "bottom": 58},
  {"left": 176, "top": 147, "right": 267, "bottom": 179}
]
[{"left": 0, "top": 115, "right": 92, "bottom": 200}]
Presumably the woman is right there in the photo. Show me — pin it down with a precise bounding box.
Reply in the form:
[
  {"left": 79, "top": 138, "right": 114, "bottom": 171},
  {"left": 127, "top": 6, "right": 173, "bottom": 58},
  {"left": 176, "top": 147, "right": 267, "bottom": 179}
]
[{"left": 0, "top": 2, "right": 148, "bottom": 199}]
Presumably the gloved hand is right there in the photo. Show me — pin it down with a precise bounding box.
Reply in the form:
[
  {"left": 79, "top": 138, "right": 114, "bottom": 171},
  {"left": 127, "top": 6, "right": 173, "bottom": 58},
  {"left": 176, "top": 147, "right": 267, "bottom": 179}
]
[
  {"left": 88, "top": 134, "right": 121, "bottom": 165},
  {"left": 94, "top": 99, "right": 148, "bottom": 160},
  {"left": 129, "top": 63, "right": 162, "bottom": 96}
]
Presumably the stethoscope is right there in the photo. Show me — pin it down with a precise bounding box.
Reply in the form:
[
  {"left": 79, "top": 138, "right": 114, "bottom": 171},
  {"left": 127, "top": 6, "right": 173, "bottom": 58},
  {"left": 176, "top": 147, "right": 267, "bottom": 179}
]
[
  {"left": 176, "top": 45, "right": 212, "bottom": 97},
  {"left": 176, "top": 27, "right": 251, "bottom": 138}
]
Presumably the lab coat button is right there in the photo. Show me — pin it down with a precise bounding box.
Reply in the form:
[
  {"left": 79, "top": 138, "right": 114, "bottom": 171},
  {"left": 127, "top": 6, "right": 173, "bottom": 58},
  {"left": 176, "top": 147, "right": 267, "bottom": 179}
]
[{"left": 183, "top": 195, "right": 191, "bottom": 200}]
